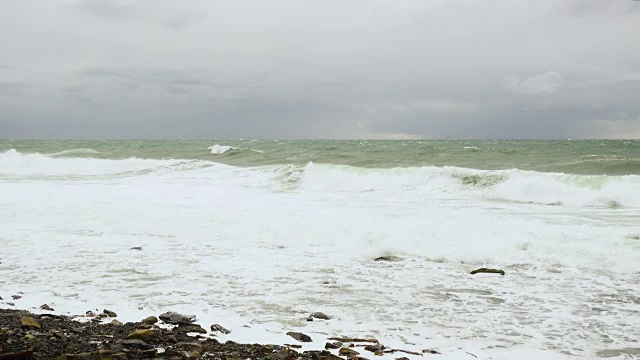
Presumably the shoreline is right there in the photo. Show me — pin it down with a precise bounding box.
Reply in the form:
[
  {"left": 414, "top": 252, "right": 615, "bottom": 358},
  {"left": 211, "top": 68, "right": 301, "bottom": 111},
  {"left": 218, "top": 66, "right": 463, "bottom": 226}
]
[{"left": 0, "top": 306, "right": 449, "bottom": 360}]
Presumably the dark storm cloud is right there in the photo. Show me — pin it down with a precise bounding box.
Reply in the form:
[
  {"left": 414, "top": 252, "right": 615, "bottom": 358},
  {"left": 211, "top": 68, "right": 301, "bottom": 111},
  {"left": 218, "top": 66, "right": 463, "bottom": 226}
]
[{"left": 1, "top": 0, "right": 639, "bottom": 139}]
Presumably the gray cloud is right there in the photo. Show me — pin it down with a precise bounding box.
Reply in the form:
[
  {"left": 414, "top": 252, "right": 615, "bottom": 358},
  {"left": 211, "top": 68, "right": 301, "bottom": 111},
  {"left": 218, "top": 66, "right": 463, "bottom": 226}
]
[
  {"left": 1, "top": 0, "right": 639, "bottom": 139},
  {"left": 0, "top": 82, "right": 26, "bottom": 96}
]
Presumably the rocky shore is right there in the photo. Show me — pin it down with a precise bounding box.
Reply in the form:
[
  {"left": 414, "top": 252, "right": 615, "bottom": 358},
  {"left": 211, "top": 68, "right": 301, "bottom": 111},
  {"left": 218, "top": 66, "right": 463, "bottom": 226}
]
[{"left": 0, "top": 308, "right": 440, "bottom": 360}]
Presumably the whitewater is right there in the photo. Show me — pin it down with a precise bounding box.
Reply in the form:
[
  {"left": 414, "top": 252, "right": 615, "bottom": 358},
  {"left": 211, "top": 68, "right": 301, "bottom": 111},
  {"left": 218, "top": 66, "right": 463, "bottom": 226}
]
[{"left": 1, "top": 144, "right": 639, "bottom": 359}]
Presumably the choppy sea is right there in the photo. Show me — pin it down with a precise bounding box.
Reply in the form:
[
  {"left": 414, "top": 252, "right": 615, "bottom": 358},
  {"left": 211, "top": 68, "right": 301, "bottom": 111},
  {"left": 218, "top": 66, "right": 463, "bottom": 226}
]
[{"left": 1, "top": 140, "right": 639, "bottom": 359}]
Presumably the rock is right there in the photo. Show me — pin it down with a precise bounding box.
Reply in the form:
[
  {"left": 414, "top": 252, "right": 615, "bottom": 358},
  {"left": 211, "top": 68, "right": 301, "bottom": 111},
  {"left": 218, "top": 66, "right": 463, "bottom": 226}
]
[
  {"left": 328, "top": 337, "right": 378, "bottom": 343},
  {"left": 310, "top": 312, "right": 330, "bottom": 320},
  {"left": 130, "top": 246, "right": 142, "bottom": 250},
  {"left": 339, "top": 347, "right": 360, "bottom": 356},
  {"left": 40, "top": 304, "right": 55, "bottom": 311},
  {"left": 141, "top": 316, "right": 158, "bottom": 325},
  {"left": 286, "top": 331, "right": 312, "bottom": 342},
  {"left": 111, "top": 320, "right": 123, "bottom": 326},
  {"left": 374, "top": 256, "right": 402, "bottom": 262},
  {"left": 210, "top": 323, "right": 231, "bottom": 334},
  {"left": 121, "top": 339, "right": 154, "bottom": 350},
  {"left": 103, "top": 309, "right": 117, "bottom": 317},
  {"left": 395, "top": 358, "right": 410, "bottom": 360},
  {"left": 21, "top": 316, "right": 41, "bottom": 329},
  {"left": 364, "top": 344, "right": 385, "bottom": 352},
  {"left": 285, "top": 344, "right": 302, "bottom": 349},
  {"left": 25, "top": 333, "right": 36, "bottom": 340},
  {"left": 325, "top": 354, "right": 343, "bottom": 360},
  {"left": 159, "top": 311, "right": 196, "bottom": 325},
  {"left": 470, "top": 268, "right": 505, "bottom": 276},
  {"left": 422, "top": 349, "right": 441, "bottom": 354},
  {"left": 12, "top": 295, "right": 22, "bottom": 300},
  {"left": 178, "top": 324, "right": 207, "bottom": 334},
  {"left": 325, "top": 342, "right": 342, "bottom": 349},
  {"left": 127, "top": 329, "right": 155, "bottom": 342},
  {"left": 3, "top": 347, "right": 35, "bottom": 359}
]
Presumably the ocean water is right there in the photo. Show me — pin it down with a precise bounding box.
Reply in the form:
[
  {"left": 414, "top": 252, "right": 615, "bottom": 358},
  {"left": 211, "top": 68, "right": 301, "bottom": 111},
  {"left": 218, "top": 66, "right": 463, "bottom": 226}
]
[{"left": 1, "top": 140, "right": 639, "bottom": 359}]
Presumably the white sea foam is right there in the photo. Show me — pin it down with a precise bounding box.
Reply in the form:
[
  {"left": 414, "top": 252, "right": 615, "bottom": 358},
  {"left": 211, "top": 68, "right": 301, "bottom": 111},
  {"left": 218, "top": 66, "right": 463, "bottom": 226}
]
[{"left": 1, "top": 152, "right": 639, "bottom": 359}]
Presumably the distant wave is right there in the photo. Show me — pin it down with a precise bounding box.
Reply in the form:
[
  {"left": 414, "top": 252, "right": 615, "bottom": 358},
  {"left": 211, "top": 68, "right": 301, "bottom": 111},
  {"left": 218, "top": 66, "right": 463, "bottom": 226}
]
[
  {"left": 208, "top": 144, "right": 264, "bottom": 155},
  {"left": 0, "top": 149, "right": 212, "bottom": 178},
  {"left": 46, "top": 148, "right": 108, "bottom": 157}
]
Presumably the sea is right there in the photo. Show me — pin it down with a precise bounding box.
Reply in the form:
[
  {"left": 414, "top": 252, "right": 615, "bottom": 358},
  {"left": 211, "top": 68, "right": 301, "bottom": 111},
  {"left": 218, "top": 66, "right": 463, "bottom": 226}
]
[{"left": 1, "top": 139, "right": 639, "bottom": 359}]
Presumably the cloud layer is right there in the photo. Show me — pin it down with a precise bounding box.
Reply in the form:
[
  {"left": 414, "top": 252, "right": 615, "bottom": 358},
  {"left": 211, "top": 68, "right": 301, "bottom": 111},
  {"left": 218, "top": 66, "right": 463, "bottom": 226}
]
[{"left": 1, "top": 0, "right": 639, "bottom": 139}]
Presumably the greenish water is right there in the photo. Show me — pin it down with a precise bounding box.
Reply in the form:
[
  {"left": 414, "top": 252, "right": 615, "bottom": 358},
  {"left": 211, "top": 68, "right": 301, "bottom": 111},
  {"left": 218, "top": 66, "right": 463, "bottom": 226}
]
[{"left": 2, "top": 139, "right": 640, "bottom": 175}]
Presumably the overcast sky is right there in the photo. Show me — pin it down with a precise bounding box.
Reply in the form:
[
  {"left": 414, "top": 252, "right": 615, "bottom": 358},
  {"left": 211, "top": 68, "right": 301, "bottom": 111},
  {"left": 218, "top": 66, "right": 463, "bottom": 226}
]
[{"left": 1, "top": 0, "right": 639, "bottom": 139}]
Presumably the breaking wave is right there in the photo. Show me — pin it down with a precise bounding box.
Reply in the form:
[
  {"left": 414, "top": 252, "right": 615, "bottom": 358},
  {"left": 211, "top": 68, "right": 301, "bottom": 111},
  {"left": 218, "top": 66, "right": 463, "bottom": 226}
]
[
  {"left": 297, "top": 163, "right": 640, "bottom": 208},
  {"left": 208, "top": 144, "right": 264, "bottom": 155},
  {"left": 46, "top": 148, "right": 108, "bottom": 157},
  {"left": 1, "top": 149, "right": 639, "bottom": 208}
]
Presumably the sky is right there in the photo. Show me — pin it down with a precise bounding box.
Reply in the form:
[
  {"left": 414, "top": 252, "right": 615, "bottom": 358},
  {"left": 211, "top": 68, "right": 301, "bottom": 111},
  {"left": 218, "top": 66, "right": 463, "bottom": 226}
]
[{"left": 1, "top": 0, "right": 639, "bottom": 139}]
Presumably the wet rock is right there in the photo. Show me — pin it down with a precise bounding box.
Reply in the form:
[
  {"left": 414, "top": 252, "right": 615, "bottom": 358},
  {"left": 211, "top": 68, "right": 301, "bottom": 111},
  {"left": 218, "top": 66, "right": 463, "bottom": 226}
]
[
  {"left": 20, "top": 316, "right": 41, "bottom": 329},
  {"left": 103, "top": 309, "right": 117, "bottom": 317},
  {"left": 321, "top": 354, "right": 342, "bottom": 360},
  {"left": 211, "top": 323, "right": 231, "bottom": 334},
  {"left": 287, "top": 331, "right": 312, "bottom": 342},
  {"left": 325, "top": 342, "right": 342, "bottom": 349},
  {"left": 364, "top": 344, "right": 385, "bottom": 352},
  {"left": 470, "top": 268, "right": 505, "bottom": 276},
  {"left": 159, "top": 311, "right": 196, "bottom": 325},
  {"left": 12, "top": 295, "right": 22, "bottom": 300},
  {"left": 374, "top": 256, "right": 402, "bottom": 262},
  {"left": 178, "top": 324, "right": 207, "bottom": 334},
  {"left": 328, "top": 337, "right": 378, "bottom": 343},
  {"left": 141, "top": 315, "right": 158, "bottom": 325},
  {"left": 309, "top": 312, "right": 330, "bottom": 320},
  {"left": 121, "top": 339, "right": 154, "bottom": 350},
  {"left": 40, "top": 304, "right": 54, "bottom": 311},
  {"left": 339, "top": 347, "right": 360, "bottom": 356},
  {"left": 127, "top": 329, "right": 155, "bottom": 342},
  {"left": 422, "top": 348, "right": 441, "bottom": 354}
]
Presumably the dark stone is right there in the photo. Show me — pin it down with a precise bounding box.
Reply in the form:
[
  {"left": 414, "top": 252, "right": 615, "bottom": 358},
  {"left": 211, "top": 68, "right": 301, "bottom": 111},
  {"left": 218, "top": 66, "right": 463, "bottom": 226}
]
[
  {"left": 210, "top": 324, "right": 231, "bottom": 334},
  {"left": 103, "top": 309, "right": 117, "bottom": 317},
  {"left": 364, "top": 344, "right": 384, "bottom": 352},
  {"left": 40, "top": 304, "right": 55, "bottom": 311},
  {"left": 121, "top": 339, "right": 154, "bottom": 350},
  {"left": 325, "top": 342, "right": 342, "bottom": 349},
  {"left": 286, "top": 331, "right": 312, "bottom": 342},
  {"left": 339, "top": 347, "right": 360, "bottom": 356},
  {"left": 159, "top": 311, "right": 196, "bottom": 325},
  {"left": 130, "top": 246, "right": 143, "bottom": 250},
  {"left": 177, "top": 324, "right": 207, "bottom": 334},
  {"left": 374, "top": 256, "right": 403, "bottom": 262},
  {"left": 309, "top": 312, "right": 330, "bottom": 320},
  {"left": 470, "top": 268, "right": 505, "bottom": 276},
  {"left": 140, "top": 316, "right": 158, "bottom": 325}
]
